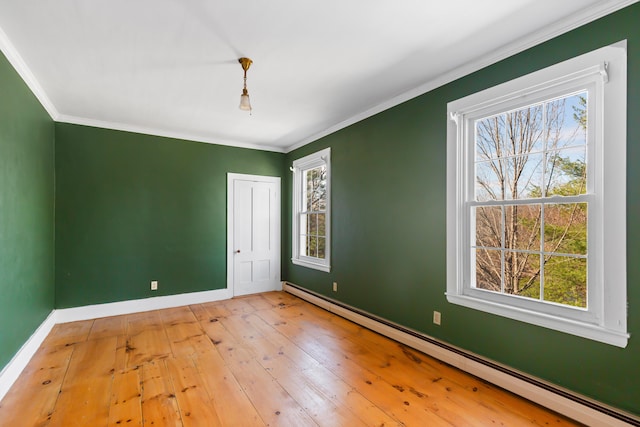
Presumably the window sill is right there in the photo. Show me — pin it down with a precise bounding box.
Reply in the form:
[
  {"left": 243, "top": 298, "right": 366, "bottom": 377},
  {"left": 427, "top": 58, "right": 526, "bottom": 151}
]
[
  {"left": 291, "top": 258, "right": 331, "bottom": 273},
  {"left": 445, "top": 293, "right": 629, "bottom": 348}
]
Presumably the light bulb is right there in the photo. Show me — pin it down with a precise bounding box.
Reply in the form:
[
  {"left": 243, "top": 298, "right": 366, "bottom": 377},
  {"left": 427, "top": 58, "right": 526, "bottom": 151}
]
[{"left": 239, "top": 92, "right": 251, "bottom": 111}]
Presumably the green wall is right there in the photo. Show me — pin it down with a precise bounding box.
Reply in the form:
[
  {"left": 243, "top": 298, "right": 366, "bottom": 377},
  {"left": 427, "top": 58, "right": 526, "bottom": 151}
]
[
  {"left": 54, "top": 123, "right": 284, "bottom": 308},
  {"left": 0, "top": 51, "right": 55, "bottom": 369},
  {"left": 284, "top": 4, "right": 640, "bottom": 416}
]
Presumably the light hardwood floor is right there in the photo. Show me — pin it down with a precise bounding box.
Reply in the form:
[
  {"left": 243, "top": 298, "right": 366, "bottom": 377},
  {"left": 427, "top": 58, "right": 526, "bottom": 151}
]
[{"left": 0, "top": 291, "right": 581, "bottom": 426}]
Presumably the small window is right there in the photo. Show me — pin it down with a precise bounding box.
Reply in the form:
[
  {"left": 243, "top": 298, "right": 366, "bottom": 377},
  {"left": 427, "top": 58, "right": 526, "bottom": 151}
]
[
  {"left": 292, "top": 148, "right": 331, "bottom": 272},
  {"left": 446, "top": 42, "right": 628, "bottom": 347}
]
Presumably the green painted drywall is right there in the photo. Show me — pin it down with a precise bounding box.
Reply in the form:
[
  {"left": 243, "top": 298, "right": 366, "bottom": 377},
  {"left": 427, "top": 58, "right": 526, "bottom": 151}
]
[
  {"left": 0, "top": 51, "right": 55, "bottom": 370},
  {"left": 284, "top": 4, "right": 640, "bottom": 416},
  {"left": 55, "top": 123, "right": 285, "bottom": 308}
]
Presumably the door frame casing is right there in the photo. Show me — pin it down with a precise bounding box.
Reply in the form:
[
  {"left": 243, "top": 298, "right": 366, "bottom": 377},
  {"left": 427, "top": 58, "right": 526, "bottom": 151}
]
[{"left": 227, "top": 173, "right": 281, "bottom": 296}]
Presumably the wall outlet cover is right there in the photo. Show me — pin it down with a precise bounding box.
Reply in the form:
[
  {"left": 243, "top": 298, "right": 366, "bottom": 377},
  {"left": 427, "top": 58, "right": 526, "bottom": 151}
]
[{"left": 433, "top": 311, "right": 441, "bottom": 325}]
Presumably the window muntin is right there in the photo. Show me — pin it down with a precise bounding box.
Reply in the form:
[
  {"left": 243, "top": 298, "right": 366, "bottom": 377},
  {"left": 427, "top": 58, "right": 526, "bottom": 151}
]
[
  {"left": 292, "top": 148, "right": 331, "bottom": 272},
  {"left": 446, "top": 42, "right": 628, "bottom": 347}
]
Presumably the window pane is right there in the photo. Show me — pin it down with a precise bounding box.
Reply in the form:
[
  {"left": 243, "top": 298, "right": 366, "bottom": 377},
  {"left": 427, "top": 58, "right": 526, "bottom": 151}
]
[
  {"left": 544, "top": 203, "right": 587, "bottom": 255},
  {"left": 317, "top": 176, "right": 327, "bottom": 211},
  {"left": 475, "top": 154, "right": 543, "bottom": 201},
  {"left": 475, "top": 249, "right": 501, "bottom": 292},
  {"left": 317, "top": 237, "right": 326, "bottom": 259},
  {"left": 504, "top": 252, "right": 540, "bottom": 299},
  {"left": 308, "top": 236, "right": 317, "bottom": 258},
  {"left": 506, "top": 105, "right": 544, "bottom": 157},
  {"left": 475, "top": 160, "right": 504, "bottom": 201},
  {"left": 474, "top": 206, "right": 502, "bottom": 248},
  {"left": 544, "top": 256, "right": 586, "bottom": 308},
  {"left": 476, "top": 114, "right": 505, "bottom": 162},
  {"left": 504, "top": 204, "right": 541, "bottom": 251},
  {"left": 544, "top": 147, "right": 586, "bottom": 196},
  {"left": 305, "top": 169, "right": 314, "bottom": 211},
  {"left": 317, "top": 166, "right": 327, "bottom": 210},
  {"left": 545, "top": 93, "right": 587, "bottom": 151},
  {"left": 505, "top": 154, "right": 543, "bottom": 199},
  {"left": 317, "top": 213, "right": 326, "bottom": 237},
  {"left": 308, "top": 213, "right": 317, "bottom": 236},
  {"left": 303, "top": 166, "right": 327, "bottom": 212}
]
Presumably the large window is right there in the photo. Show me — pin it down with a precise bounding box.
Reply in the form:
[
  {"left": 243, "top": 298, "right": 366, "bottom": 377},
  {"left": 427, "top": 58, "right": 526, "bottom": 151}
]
[
  {"left": 292, "top": 148, "right": 331, "bottom": 272},
  {"left": 446, "top": 42, "right": 628, "bottom": 347}
]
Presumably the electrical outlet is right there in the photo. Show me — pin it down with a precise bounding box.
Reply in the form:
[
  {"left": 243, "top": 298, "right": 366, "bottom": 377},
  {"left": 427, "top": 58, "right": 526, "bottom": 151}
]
[
  {"left": 151, "top": 280, "right": 158, "bottom": 291},
  {"left": 433, "top": 311, "right": 441, "bottom": 325},
  {"left": 332, "top": 282, "right": 338, "bottom": 292}
]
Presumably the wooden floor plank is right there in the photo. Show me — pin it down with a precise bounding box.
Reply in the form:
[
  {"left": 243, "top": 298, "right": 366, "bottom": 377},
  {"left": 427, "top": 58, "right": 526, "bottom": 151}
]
[
  {"left": 0, "top": 345, "right": 73, "bottom": 427},
  {"left": 244, "top": 293, "right": 277, "bottom": 311},
  {"left": 197, "top": 301, "right": 233, "bottom": 321},
  {"left": 47, "top": 336, "right": 117, "bottom": 427},
  {"left": 107, "top": 368, "right": 142, "bottom": 427},
  {"left": 88, "top": 315, "right": 127, "bottom": 341},
  {"left": 126, "top": 310, "right": 163, "bottom": 335},
  {"left": 42, "top": 319, "right": 93, "bottom": 349},
  {"left": 199, "top": 314, "right": 255, "bottom": 366},
  {"left": 162, "top": 306, "right": 206, "bottom": 359},
  {"left": 0, "top": 291, "right": 582, "bottom": 427},
  {"left": 188, "top": 303, "right": 211, "bottom": 323},
  {"left": 260, "top": 290, "right": 303, "bottom": 308},
  {"left": 125, "top": 328, "right": 172, "bottom": 369},
  {"left": 221, "top": 297, "right": 258, "bottom": 317},
  {"left": 264, "top": 351, "right": 371, "bottom": 427},
  {"left": 113, "top": 335, "right": 128, "bottom": 374},
  {"left": 165, "top": 356, "right": 223, "bottom": 427},
  {"left": 302, "top": 363, "right": 404, "bottom": 427},
  {"left": 140, "top": 359, "right": 182, "bottom": 426},
  {"left": 225, "top": 357, "right": 318, "bottom": 426},
  {"left": 193, "top": 351, "right": 265, "bottom": 426}
]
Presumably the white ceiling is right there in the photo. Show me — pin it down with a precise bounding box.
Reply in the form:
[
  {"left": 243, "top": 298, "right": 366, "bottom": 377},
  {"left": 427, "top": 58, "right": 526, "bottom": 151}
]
[{"left": 0, "top": 0, "right": 634, "bottom": 152}]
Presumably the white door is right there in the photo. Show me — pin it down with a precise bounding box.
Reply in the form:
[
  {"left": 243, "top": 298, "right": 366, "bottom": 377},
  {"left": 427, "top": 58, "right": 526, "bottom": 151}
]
[{"left": 227, "top": 174, "right": 281, "bottom": 296}]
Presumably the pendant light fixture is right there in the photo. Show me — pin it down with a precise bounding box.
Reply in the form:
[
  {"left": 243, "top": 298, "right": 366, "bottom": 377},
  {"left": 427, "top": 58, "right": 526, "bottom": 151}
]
[{"left": 238, "top": 57, "right": 253, "bottom": 112}]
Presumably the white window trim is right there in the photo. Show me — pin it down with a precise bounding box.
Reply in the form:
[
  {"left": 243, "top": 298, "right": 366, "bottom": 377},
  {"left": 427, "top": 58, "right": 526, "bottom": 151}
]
[
  {"left": 292, "top": 147, "right": 331, "bottom": 272},
  {"left": 446, "top": 41, "right": 628, "bottom": 347}
]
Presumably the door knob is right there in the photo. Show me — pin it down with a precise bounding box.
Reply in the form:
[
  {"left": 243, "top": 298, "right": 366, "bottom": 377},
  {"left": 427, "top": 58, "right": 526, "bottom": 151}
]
[{"left": 235, "top": 250, "right": 241, "bottom": 253}]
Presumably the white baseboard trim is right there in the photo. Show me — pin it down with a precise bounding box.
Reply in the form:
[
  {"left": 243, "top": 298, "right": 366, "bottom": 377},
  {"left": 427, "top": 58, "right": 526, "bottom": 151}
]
[
  {"left": 55, "top": 288, "right": 232, "bottom": 323},
  {"left": 283, "top": 282, "right": 639, "bottom": 427},
  {"left": 0, "top": 310, "right": 57, "bottom": 402},
  {"left": 0, "top": 287, "right": 232, "bottom": 403}
]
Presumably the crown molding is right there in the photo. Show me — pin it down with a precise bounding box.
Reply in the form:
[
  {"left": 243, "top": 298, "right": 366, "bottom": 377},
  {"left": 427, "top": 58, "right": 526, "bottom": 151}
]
[
  {"left": 0, "top": 25, "right": 59, "bottom": 120},
  {"left": 285, "top": 0, "right": 639, "bottom": 153}
]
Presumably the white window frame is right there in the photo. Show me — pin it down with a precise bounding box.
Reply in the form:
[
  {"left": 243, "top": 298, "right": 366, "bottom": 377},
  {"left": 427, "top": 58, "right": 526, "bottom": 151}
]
[
  {"left": 292, "top": 147, "right": 331, "bottom": 272},
  {"left": 446, "top": 41, "right": 628, "bottom": 347}
]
